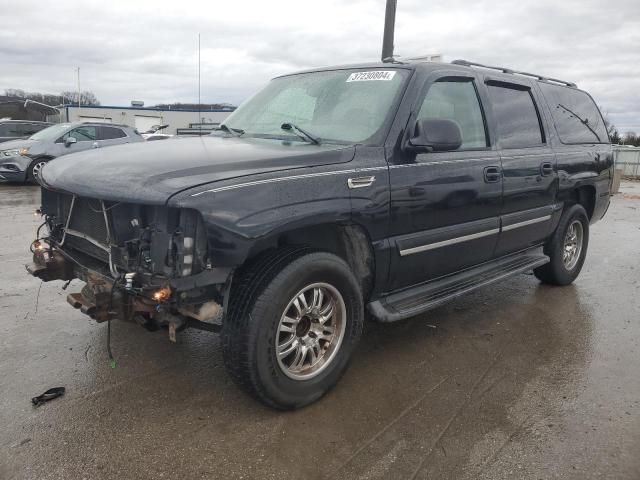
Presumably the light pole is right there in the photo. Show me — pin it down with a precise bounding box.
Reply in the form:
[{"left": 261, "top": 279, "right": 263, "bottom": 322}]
[{"left": 77, "top": 67, "right": 81, "bottom": 113}]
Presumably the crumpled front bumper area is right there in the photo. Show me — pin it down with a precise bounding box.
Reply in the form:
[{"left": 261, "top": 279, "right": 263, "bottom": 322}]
[
  {"left": 26, "top": 247, "right": 156, "bottom": 323},
  {"left": 26, "top": 245, "right": 229, "bottom": 338}
]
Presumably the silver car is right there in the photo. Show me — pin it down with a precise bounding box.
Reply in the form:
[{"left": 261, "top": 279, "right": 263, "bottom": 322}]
[{"left": 0, "top": 122, "right": 143, "bottom": 182}]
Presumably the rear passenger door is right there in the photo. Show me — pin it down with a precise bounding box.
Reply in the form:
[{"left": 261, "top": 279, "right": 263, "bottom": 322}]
[{"left": 484, "top": 79, "right": 557, "bottom": 256}]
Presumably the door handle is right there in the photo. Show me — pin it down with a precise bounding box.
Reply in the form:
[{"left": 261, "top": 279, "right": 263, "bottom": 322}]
[
  {"left": 347, "top": 176, "right": 376, "bottom": 189},
  {"left": 540, "top": 162, "right": 554, "bottom": 176},
  {"left": 483, "top": 166, "right": 501, "bottom": 183}
]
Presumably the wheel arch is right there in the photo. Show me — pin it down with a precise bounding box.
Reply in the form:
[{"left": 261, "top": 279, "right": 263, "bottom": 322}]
[
  {"left": 245, "top": 223, "right": 376, "bottom": 300},
  {"left": 569, "top": 184, "right": 596, "bottom": 220},
  {"left": 26, "top": 155, "right": 55, "bottom": 181}
]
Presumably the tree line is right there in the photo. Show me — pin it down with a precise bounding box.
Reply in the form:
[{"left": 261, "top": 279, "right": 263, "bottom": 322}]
[
  {"left": 607, "top": 124, "right": 639, "bottom": 146},
  {"left": 3, "top": 88, "right": 100, "bottom": 106}
]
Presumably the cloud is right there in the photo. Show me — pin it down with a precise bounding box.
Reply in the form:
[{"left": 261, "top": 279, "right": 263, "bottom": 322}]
[{"left": 0, "top": 0, "right": 638, "bottom": 131}]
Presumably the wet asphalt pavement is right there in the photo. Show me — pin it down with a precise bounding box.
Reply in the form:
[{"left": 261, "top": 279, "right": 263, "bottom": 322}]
[{"left": 0, "top": 182, "right": 639, "bottom": 480}]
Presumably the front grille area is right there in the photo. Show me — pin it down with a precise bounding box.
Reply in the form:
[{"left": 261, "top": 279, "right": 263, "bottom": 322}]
[
  {"left": 67, "top": 197, "right": 110, "bottom": 245},
  {"left": 65, "top": 235, "right": 110, "bottom": 263},
  {"left": 42, "top": 190, "right": 113, "bottom": 263}
]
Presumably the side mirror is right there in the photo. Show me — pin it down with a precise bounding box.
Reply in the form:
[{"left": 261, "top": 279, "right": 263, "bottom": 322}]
[
  {"left": 65, "top": 136, "right": 77, "bottom": 147},
  {"left": 406, "top": 118, "right": 462, "bottom": 153}
]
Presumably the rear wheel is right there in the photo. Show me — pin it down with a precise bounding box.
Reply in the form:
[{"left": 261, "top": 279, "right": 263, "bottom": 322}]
[
  {"left": 534, "top": 204, "right": 589, "bottom": 285},
  {"left": 222, "top": 248, "right": 363, "bottom": 409}
]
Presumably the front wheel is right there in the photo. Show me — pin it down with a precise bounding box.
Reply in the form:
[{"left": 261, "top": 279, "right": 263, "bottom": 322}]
[
  {"left": 534, "top": 204, "right": 589, "bottom": 285},
  {"left": 27, "top": 158, "right": 49, "bottom": 183},
  {"left": 222, "top": 249, "right": 363, "bottom": 409}
]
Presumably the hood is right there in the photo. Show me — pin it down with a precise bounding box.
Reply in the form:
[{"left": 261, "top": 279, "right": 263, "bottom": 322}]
[
  {"left": 0, "top": 138, "right": 40, "bottom": 151},
  {"left": 40, "top": 135, "right": 355, "bottom": 204}
]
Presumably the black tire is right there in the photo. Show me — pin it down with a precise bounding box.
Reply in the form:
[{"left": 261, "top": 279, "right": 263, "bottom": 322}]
[
  {"left": 26, "top": 158, "right": 49, "bottom": 183},
  {"left": 221, "top": 247, "right": 364, "bottom": 409},
  {"left": 534, "top": 204, "right": 589, "bottom": 286}
]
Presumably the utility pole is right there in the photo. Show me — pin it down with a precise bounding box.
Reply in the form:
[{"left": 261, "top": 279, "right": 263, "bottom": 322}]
[
  {"left": 76, "top": 67, "right": 81, "bottom": 113},
  {"left": 381, "top": 0, "right": 397, "bottom": 61},
  {"left": 198, "top": 33, "right": 201, "bottom": 135}
]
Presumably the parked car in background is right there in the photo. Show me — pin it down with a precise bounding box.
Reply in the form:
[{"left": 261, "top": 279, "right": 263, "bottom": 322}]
[
  {"left": 0, "top": 122, "right": 143, "bottom": 182},
  {"left": 0, "top": 119, "right": 51, "bottom": 143}
]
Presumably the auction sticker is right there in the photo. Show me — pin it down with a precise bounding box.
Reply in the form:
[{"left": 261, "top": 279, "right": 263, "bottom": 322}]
[{"left": 346, "top": 71, "right": 396, "bottom": 82}]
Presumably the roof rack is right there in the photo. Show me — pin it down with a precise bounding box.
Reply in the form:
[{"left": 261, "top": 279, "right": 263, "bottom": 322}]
[{"left": 451, "top": 59, "right": 577, "bottom": 88}]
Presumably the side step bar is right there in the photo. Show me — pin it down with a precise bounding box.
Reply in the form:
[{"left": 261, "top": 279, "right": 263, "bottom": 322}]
[{"left": 368, "top": 249, "right": 549, "bottom": 322}]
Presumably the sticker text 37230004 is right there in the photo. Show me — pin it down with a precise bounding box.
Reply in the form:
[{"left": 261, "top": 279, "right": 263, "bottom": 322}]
[{"left": 346, "top": 71, "right": 397, "bottom": 82}]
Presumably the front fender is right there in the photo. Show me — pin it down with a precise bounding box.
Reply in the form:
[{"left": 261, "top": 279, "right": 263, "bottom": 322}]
[{"left": 168, "top": 165, "right": 356, "bottom": 266}]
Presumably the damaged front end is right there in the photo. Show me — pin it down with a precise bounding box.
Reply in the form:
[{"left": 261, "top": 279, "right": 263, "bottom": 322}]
[{"left": 27, "top": 188, "right": 232, "bottom": 340}]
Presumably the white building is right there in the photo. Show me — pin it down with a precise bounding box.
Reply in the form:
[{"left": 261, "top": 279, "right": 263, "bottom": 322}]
[{"left": 56, "top": 104, "right": 235, "bottom": 135}]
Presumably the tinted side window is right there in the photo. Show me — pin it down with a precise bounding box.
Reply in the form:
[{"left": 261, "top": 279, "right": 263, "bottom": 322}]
[
  {"left": 63, "top": 126, "right": 97, "bottom": 142},
  {"left": 0, "top": 124, "right": 14, "bottom": 136},
  {"left": 538, "top": 83, "right": 608, "bottom": 144},
  {"left": 487, "top": 83, "right": 544, "bottom": 148},
  {"left": 98, "top": 126, "right": 127, "bottom": 140},
  {"left": 19, "top": 123, "right": 46, "bottom": 136},
  {"left": 0, "top": 123, "right": 22, "bottom": 136},
  {"left": 418, "top": 80, "right": 487, "bottom": 149}
]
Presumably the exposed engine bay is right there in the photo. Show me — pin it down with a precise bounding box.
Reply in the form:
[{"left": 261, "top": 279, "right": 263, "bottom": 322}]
[{"left": 27, "top": 188, "right": 232, "bottom": 340}]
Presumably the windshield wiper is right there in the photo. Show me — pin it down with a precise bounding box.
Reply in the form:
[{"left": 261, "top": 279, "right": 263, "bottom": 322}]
[
  {"left": 216, "top": 124, "right": 244, "bottom": 137},
  {"left": 281, "top": 123, "right": 321, "bottom": 145}
]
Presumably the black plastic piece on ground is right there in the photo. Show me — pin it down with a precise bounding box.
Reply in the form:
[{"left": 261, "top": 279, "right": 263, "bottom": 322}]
[{"left": 31, "top": 387, "right": 66, "bottom": 407}]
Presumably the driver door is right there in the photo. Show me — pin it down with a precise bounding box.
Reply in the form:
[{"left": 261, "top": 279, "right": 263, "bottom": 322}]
[{"left": 386, "top": 73, "right": 502, "bottom": 291}]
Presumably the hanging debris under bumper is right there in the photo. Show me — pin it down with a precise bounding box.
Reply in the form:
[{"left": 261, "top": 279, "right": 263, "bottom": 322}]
[{"left": 26, "top": 241, "right": 232, "bottom": 337}]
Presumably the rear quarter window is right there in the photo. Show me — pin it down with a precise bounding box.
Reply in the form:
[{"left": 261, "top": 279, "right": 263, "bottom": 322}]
[
  {"left": 98, "top": 126, "right": 127, "bottom": 140},
  {"left": 538, "top": 83, "right": 608, "bottom": 144}
]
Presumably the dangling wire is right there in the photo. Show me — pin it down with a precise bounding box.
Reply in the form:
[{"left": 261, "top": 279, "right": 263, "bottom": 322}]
[{"left": 107, "top": 274, "right": 123, "bottom": 369}]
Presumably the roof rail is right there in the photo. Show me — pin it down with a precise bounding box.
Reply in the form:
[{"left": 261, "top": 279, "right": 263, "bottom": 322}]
[{"left": 451, "top": 59, "right": 577, "bottom": 88}]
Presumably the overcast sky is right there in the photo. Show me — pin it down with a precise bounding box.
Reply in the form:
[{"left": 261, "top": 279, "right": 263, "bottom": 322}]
[{"left": 1, "top": 0, "right": 638, "bottom": 132}]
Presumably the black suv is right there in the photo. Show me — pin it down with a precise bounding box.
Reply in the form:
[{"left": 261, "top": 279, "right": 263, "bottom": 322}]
[
  {"left": 0, "top": 119, "right": 51, "bottom": 143},
  {"left": 28, "top": 60, "right": 613, "bottom": 409}
]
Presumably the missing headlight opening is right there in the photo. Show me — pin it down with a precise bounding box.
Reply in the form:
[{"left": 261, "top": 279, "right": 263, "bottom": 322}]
[{"left": 27, "top": 190, "right": 228, "bottom": 341}]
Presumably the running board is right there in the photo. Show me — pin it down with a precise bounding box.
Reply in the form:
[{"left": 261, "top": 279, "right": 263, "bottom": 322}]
[{"left": 368, "top": 249, "right": 549, "bottom": 322}]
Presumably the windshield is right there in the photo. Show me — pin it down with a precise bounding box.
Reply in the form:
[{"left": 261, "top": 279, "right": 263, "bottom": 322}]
[
  {"left": 30, "top": 123, "right": 71, "bottom": 141},
  {"left": 223, "top": 68, "right": 409, "bottom": 144}
]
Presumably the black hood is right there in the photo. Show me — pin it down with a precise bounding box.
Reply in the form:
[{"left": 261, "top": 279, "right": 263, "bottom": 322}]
[{"left": 40, "top": 136, "right": 355, "bottom": 204}]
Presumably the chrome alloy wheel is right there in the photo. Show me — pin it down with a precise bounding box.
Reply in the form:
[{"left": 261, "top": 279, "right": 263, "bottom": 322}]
[
  {"left": 32, "top": 161, "right": 47, "bottom": 178},
  {"left": 563, "top": 220, "right": 584, "bottom": 270},
  {"left": 275, "top": 282, "right": 347, "bottom": 380}
]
